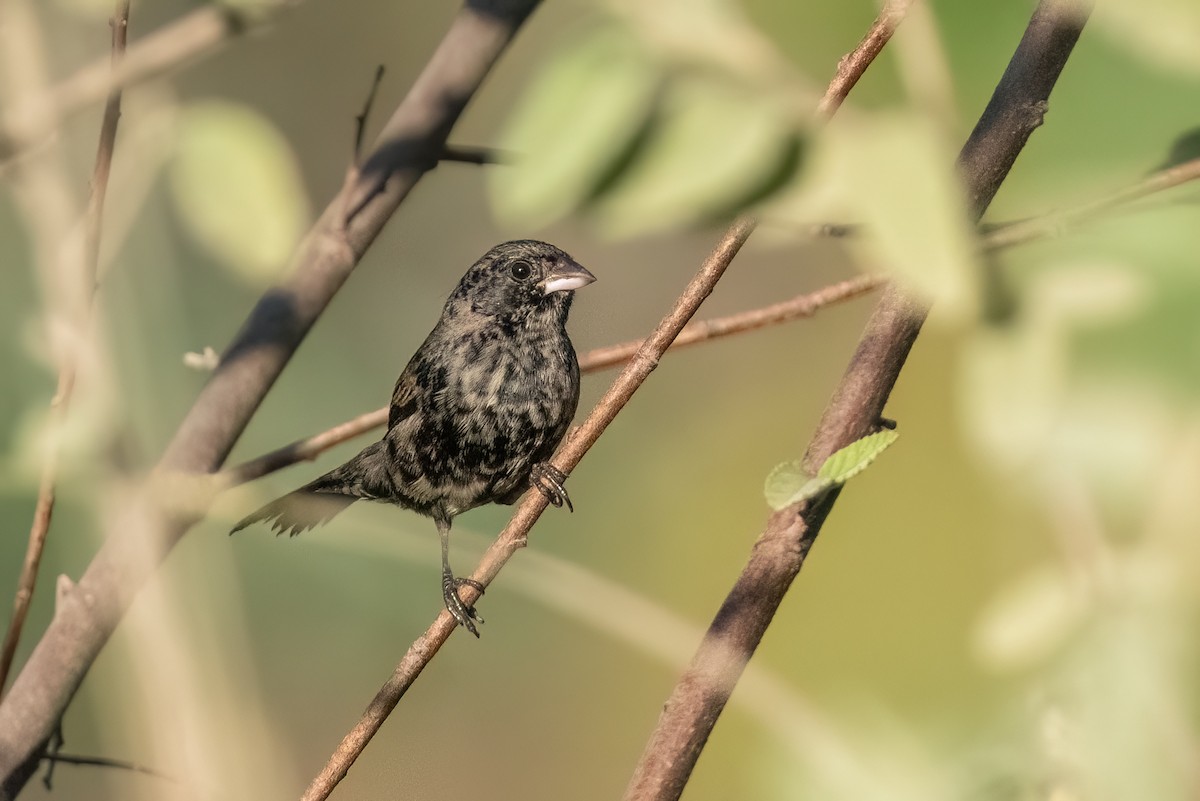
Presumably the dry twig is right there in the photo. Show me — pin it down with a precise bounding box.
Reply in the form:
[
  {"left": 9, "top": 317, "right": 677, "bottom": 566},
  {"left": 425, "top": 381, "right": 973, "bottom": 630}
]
[{"left": 0, "top": 0, "right": 130, "bottom": 700}]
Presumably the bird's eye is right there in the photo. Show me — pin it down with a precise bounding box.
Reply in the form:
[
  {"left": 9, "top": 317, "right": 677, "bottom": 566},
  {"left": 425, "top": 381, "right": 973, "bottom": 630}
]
[{"left": 509, "top": 260, "right": 533, "bottom": 281}]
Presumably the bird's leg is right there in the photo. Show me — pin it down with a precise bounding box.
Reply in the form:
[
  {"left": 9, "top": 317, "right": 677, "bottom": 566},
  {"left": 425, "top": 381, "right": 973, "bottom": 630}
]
[
  {"left": 531, "top": 462, "right": 573, "bottom": 512},
  {"left": 436, "top": 515, "right": 484, "bottom": 637}
]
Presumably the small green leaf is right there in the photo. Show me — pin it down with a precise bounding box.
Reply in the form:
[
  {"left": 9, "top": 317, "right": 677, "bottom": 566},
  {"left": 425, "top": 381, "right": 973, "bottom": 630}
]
[
  {"left": 490, "top": 26, "right": 660, "bottom": 229},
  {"left": 816, "top": 429, "right": 900, "bottom": 484},
  {"left": 168, "top": 100, "right": 310, "bottom": 284},
  {"left": 764, "top": 430, "right": 898, "bottom": 510},
  {"left": 764, "top": 460, "right": 830, "bottom": 510},
  {"left": 591, "top": 74, "right": 802, "bottom": 237}
]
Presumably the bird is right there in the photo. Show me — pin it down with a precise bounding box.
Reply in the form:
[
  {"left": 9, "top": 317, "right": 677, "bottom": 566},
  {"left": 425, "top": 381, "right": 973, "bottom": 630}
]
[{"left": 231, "top": 240, "right": 595, "bottom": 636}]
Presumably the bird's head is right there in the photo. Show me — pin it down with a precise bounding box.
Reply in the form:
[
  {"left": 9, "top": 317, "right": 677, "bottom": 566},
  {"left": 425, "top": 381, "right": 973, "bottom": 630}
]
[{"left": 452, "top": 240, "right": 596, "bottom": 324}]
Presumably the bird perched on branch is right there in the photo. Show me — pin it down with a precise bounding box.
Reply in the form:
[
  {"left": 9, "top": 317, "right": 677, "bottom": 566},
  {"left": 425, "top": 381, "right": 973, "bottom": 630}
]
[{"left": 232, "top": 240, "right": 595, "bottom": 636}]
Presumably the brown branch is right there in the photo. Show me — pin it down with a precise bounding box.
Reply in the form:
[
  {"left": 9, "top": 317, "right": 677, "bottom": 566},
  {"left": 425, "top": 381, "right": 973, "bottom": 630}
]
[
  {"left": 621, "top": 2, "right": 1092, "bottom": 800},
  {"left": 0, "top": 4, "right": 297, "bottom": 161},
  {"left": 0, "top": 0, "right": 129, "bottom": 701},
  {"left": 222, "top": 273, "right": 884, "bottom": 488},
  {"left": 816, "top": 0, "right": 914, "bottom": 117},
  {"left": 0, "top": 2, "right": 542, "bottom": 796},
  {"left": 299, "top": 217, "right": 756, "bottom": 801}
]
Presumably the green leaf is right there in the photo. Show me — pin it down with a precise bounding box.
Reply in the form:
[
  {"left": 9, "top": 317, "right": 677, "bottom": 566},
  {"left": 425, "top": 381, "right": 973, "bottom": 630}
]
[
  {"left": 764, "top": 461, "right": 831, "bottom": 511},
  {"left": 764, "top": 430, "right": 898, "bottom": 510},
  {"left": 777, "top": 113, "right": 981, "bottom": 321},
  {"left": 1095, "top": 0, "right": 1200, "bottom": 74},
  {"left": 590, "top": 74, "right": 802, "bottom": 237},
  {"left": 168, "top": 101, "right": 310, "bottom": 284},
  {"left": 816, "top": 429, "right": 900, "bottom": 484},
  {"left": 490, "top": 26, "right": 660, "bottom": 229}
]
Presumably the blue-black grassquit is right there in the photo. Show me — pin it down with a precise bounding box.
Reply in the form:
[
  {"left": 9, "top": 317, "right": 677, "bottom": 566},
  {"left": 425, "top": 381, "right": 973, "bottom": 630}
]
[{"left": 232, "top": 240, "right": 595, "bottom": 635}]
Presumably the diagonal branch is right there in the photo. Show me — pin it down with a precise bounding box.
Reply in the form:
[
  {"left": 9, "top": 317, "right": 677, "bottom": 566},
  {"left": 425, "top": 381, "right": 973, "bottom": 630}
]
[
  {"left": 622, "top": 2, "right": 1093, "bottom": 800},
  {"left": 299, "top": 218, "right": 757, "bottom": 801},
  {"left": 982, "top": 153, "right": 1200, "bottom": 250},
  {"left": 221, "top": 273, "right": 884, "bottom": 488},
  {"left": 0, "top": 1, "right": 542, "bottom": 796}
]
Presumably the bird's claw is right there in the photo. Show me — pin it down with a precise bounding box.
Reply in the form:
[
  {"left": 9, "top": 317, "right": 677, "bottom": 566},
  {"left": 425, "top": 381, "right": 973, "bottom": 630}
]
[
  {"left": 531, "top": 462, "right": 573, "bottom": 512},
  {"left": 442, "top": 572, "right": 485, "bottom": 637}
]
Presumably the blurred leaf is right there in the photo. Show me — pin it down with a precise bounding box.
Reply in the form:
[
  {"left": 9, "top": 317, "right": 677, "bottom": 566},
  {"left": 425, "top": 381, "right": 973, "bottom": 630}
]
[
  {"left": 764, "top": 430, "right": 898, "bottom": 510},
  {"left": 1155, "top": 127, "right": 1200, "bottom": 171},
  {"left": 605, "top": 0, "right": 802, "bottom": 86},
  {"left": 168, "top": 100, "right": 310, "bottom": 284},
  {"left": 974, "top": 565, "right": 1088, "bottom": 670},
  {"left": 1095, "top": 0, "right": 1200, "bottom": 74},
  {"left": 591, "top": 74, "right": 803, "bottom": 237},
  {"left": 832, "top": 114, "right": 982, "bottom": 320},
  {"left": 491, "top": 26, "right": 660, "bottom": 229}
]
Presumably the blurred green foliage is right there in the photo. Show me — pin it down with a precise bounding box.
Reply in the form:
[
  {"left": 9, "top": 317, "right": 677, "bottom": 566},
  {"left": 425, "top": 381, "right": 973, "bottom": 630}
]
[{"left": 3, "top": 0, "right": 1200, "bottom": 800}]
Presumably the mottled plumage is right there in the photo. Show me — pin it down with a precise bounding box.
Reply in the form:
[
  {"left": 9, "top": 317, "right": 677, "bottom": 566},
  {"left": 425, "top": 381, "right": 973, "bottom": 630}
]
[{"left": 232, "top": 240, "right": 595, "bottom": 635}]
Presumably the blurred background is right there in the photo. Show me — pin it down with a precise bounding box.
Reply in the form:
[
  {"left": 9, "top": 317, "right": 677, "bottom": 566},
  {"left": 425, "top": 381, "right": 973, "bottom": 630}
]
[{"left": 3, "top": 0, "right": 1200, "bottom": 799}]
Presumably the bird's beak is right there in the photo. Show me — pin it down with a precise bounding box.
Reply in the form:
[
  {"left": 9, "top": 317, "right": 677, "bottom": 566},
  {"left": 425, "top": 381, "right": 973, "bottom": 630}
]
[{"left": 541, "top": 261, "right": 596, "bottom": 295}]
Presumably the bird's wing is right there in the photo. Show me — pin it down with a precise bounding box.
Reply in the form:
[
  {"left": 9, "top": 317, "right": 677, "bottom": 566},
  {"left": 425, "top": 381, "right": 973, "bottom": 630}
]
[{"left": 389, "top": 368, "right": 420, "bottom": 430}]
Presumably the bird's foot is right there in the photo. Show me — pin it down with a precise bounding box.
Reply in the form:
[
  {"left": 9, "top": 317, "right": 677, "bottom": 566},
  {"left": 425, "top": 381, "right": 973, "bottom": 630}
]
[
  {"left": 531, "top": 462, "right": 573, "bottom": 512},
  {"left": 442, "top": 571, "right": 485, "bottom": 637}
]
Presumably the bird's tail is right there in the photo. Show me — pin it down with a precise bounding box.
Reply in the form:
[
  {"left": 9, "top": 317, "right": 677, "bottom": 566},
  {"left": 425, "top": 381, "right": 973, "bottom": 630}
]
[{"left": 230, "top": 441, "right": 389, "bottom": 537}]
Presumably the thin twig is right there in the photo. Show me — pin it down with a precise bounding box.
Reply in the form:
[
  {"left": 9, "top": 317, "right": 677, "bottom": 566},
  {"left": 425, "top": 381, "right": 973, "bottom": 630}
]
[
  {"left": 622, "top": 2, "right": 1092, "bottom": 800},
  {"left": 299, "top": 218, "right": 757, "bottom": 801},
  {"left": 353, "top": 65, "right": 385, "bottom": 163},
  {"left": 222, "top": 273, "right": 884, "bottom": 488},
  {"left": 0, "top": 4, "right": 296, "bottom": 161},
  {"left": 40, "top": 752, "right": 174, "bottom": 785},
  {"left": 983, "top": 154, "right": 1200, "bottom": 250},
  {"left": 0, "top": 2, "right": 542, "bottom": 794},
  {"left": 816, "top": 0, "right": 914, "bottom": 117},
  {"left": 0, "top": 0, "right": 129, "bottom": 701}
]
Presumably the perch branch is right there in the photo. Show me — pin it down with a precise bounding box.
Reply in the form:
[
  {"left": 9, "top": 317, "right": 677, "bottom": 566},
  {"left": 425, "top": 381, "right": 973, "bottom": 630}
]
[
  {"left": 0, "top": 2, "right": 542, "bottom": 796},
  {"left": 222, "top": 273, "right": 884, "bottom": 488},
  {"left": 0, "top": 1, "right": 129, "bottom": 700},
  {"left": 622, "top": 2, "right": 1092, "bottom": 800},
  {"left": 299, "top": 218, "right": 756, "bottom": 801}
]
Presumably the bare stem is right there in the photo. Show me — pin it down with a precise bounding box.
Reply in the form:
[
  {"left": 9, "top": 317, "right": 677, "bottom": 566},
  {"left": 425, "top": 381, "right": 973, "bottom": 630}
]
[
  {"left": 298, "top": 218, "right": 757, "bottom": 801},
  {"left": 0, "top": 0, "right": 130, "bottom": 701},
  {"left": 816, "top": 0, "right": 914, "bottom": 117},
  {"left": 222, "top": 273, "right": 884, "bottom": 488},
  {"left": 983, "top": 153, "right": 1200, "bottom": 250}
]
